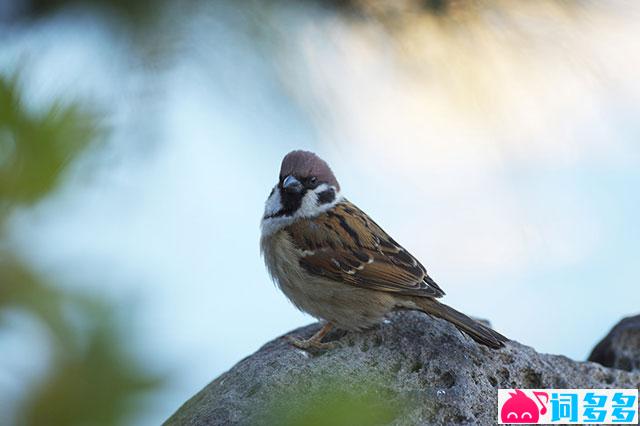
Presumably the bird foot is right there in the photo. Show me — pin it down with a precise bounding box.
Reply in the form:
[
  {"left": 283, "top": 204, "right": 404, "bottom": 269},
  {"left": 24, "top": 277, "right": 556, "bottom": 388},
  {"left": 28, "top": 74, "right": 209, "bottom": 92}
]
[{"left": 287, "top": 335, "right": 336, "bottom": 351}]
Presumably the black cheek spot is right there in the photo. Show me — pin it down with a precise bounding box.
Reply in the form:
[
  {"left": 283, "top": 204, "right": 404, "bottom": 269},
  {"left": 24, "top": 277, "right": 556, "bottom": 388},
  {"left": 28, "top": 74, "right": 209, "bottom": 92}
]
[{"left": 316, "top": 189, "right": 336, "bottom": 205}]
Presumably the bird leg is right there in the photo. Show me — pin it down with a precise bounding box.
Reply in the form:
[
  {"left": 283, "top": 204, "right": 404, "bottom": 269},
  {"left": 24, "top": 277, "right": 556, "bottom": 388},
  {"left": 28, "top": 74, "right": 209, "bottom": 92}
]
[{"left": 287, "top": 322, "right": 336, "bottom": 351}]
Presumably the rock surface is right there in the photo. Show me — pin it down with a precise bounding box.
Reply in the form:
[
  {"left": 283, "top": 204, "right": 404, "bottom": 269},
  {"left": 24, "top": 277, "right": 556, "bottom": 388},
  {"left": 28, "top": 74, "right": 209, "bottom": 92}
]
[
  {"left": 589, "top": 315, "right": 640, "bottom": 372},
  {"left": 165, "top": 311, "right": 640, "bottom": 426}
]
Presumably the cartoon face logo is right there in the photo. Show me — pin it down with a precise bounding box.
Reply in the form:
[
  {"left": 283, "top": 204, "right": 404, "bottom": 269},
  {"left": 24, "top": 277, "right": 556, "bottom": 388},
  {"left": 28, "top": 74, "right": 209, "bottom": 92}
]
[{"left": 500, "top": 389, "right": 548, "bottom": 423}]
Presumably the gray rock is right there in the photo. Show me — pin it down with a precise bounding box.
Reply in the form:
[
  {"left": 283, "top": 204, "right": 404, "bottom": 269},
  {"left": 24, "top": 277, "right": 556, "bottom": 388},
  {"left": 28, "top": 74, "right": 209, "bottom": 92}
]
[
  {"left": 165, "top": 311, "right": 640, "bottom": 426},
  {"left": 589, "top": 315, "right": 640, "bottom": 372}
]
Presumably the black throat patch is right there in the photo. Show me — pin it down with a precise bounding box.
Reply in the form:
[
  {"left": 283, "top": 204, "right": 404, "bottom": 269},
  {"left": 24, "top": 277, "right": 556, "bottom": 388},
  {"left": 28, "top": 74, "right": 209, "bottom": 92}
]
[{"left": 264, "top": 187, "right": 306, "bottom": 219}]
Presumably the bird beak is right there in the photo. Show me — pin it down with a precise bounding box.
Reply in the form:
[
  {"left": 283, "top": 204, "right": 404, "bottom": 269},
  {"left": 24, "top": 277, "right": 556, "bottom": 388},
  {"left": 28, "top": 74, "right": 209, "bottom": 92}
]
[{"left": 282, "top": 175, "right": 303, "bottom": 193}]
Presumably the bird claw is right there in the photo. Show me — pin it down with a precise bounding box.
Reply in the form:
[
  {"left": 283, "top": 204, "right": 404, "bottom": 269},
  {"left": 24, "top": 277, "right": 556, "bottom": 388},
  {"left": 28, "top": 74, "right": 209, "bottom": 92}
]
[{"left": 287, "top": 335, "right": 337, "bottom": 351}]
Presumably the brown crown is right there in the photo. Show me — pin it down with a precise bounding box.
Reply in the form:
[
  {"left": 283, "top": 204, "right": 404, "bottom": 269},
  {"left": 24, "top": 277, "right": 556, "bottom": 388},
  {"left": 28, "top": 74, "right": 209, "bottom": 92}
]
[{"left": 279, "top": 150, "right": 340, "bottom": 191}]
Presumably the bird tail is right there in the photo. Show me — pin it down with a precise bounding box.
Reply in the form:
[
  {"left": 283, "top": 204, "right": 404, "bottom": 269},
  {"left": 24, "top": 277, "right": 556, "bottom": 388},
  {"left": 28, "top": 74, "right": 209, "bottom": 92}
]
[{"left": 412, "top": 298, "right": 508, "bottom": 349}]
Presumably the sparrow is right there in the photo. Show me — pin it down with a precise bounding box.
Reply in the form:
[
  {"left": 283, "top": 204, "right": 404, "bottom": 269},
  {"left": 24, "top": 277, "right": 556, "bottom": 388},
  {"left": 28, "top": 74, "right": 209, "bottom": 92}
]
[{"left": 260, "top": 150, "right": 507, "bottom": 350}]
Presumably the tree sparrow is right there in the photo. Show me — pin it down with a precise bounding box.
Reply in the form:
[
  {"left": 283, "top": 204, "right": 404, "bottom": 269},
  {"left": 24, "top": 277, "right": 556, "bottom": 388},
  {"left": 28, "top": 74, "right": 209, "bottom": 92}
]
[{"left": 260, "top": 150, "right": 507, "bottom": 350}]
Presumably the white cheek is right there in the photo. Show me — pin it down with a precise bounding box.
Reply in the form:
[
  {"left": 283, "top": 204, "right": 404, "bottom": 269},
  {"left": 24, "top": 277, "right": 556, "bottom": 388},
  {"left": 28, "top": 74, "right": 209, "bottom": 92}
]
[
  {"left": 263, "top": 186, "right": 281, "bottom": 217},
  {"left": 293, "top": 184, "right": 343, "bottom": 219},
  {"left": 294, "top": 191, "right": 320, "bottom": 218},
  {"left": 261, "top": 186, "right": 292, "bottom": 236}
]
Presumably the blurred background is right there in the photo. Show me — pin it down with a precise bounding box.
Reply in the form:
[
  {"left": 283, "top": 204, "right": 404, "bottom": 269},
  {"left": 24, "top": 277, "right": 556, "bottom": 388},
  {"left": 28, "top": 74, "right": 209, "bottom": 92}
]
[{"left": 1, "top": 0, "right": 639, "bottom": 424}]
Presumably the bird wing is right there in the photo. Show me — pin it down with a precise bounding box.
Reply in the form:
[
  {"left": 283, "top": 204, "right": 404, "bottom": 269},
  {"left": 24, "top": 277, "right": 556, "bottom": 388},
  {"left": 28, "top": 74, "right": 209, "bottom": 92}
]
[{"left": 285, "top": 200, "right": 445, "bottom": 298}]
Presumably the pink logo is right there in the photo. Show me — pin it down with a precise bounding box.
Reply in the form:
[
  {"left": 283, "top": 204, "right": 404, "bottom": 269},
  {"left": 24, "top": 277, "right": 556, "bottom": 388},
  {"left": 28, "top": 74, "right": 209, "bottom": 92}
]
[{"left": 500, "top": 389, "right": 548, "bottom": 423}]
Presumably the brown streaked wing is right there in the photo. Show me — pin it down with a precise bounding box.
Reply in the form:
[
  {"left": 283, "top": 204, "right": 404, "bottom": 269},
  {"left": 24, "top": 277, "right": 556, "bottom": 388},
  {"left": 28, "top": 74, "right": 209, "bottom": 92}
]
[{"left": 285, "top": 200, "right": 445, "bottom": 298}]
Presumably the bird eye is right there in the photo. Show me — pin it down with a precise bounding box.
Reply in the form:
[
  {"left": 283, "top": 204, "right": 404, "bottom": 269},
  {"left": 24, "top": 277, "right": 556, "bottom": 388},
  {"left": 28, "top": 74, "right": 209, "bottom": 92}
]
[{"left": 309, "top": 176, "right": 317, "bottom": 184}]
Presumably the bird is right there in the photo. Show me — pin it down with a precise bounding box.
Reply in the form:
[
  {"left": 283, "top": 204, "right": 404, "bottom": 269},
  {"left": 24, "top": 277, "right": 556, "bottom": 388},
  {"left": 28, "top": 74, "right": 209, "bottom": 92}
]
[{"left": 260, "top": 150, "right": 507, "bottom": 351}]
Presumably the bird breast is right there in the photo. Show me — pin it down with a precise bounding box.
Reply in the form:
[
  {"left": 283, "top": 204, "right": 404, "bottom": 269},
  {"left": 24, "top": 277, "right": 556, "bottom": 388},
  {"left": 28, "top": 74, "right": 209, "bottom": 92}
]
[{"left": 260, "top": 229, "right": 396, "bottom": 331}]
